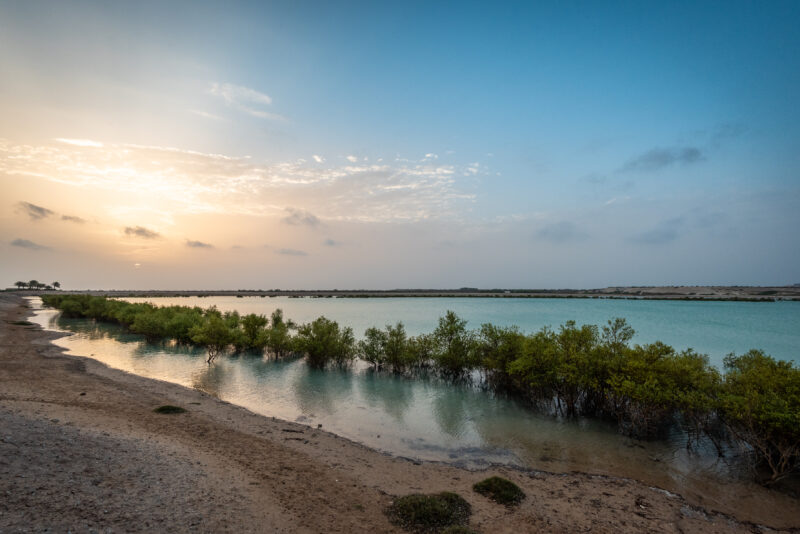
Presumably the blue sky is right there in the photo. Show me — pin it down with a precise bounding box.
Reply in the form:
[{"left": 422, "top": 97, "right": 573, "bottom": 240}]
[{"left": 1, "top": 1, "right": 798, "bottom": 288}]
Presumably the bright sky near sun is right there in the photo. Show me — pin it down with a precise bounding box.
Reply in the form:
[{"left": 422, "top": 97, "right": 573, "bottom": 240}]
[{"left": 1, "top": 1, "right": 799, "bottom": 289}]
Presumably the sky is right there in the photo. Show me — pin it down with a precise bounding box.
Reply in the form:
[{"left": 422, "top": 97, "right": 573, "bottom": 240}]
[{"left": 1, "top": 0, "right": 799, "bottom": 289}]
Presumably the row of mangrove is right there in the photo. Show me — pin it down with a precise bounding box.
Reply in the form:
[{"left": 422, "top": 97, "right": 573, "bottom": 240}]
[{"left": 40, "top": 294, "right": 799, "bottom": 485}]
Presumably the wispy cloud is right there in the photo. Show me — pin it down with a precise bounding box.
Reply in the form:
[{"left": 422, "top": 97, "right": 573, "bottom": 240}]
[
  {"left": 11, "top": 238, "right": 50, "bottom": 250},
  {"left": 312, "top": 155, "right": 325, "bottom": 163},
  {"left": 61, "top": 214, "right": 86, "bottom": 223},
  {"left": 345, "top": 155, "right": 359, "bottom": 163},
  {"left": 277, "top": 248, "right": 308, "bottom": 256},
  {"left": 18, "top": 201, "right": 54, "bottom": 220},
  {"left": 54, "top": 138, "right": 104, "bottom": 148},
  {"left": 323, "top": 238, "right": 340, "bottom": 247},
  {"left": 124, "top": 226, "right": 160, "bottom": 239},
  {"left": 282, "top": 207, "right": 320, "bottom": 227},
  {"left": 186, "top": 239, "right": 213, "bottom": 249},
  {"left": 622, "top": 147, "right": 704, "bottom": 172},
  {"left": 210, "top": 82, "right": 285, "bottom": 121},
  {"left": 189, "top": 109, "right": 225, "bottom": 121},
  {"left": 0, "top": 140, "right": 478, "bottom": 223}
]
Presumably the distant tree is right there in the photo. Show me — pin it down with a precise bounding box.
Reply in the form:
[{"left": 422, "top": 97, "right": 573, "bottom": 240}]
[
  {"left": 265, "top": 309, "right": 296, "bottom": 358},
  {"left": 53, "top": 281, "right": 61, "bottom": 290},
  {"left": 190, "top": 313, "right": 235, "bottom": 364},
  {"left": 45, "top": 285, "right": 53, "bottom": 290},
  {"left": 359, "top": 326, "right": 388, "bottom": 367},
  {"left": 431, "top": 311, "right": 477, "bottom": 378},
  {"left": 28, "top": 280, "right": 39, "bottom": 290},
  {"left": 14, "top": 281, "right": 26, "bottom": 290},
  {"left": 294, "top": 316, "right": 356, "bottom": 367}
]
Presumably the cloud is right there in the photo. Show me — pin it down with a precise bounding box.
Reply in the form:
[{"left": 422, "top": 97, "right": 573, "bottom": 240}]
[
  {"left": 186, "top": 239, "right": 213, "bottom": 249},
  {"left": 281, "top": 208, "right": 321, "bottom": 227},
  {"left": 631, "top": 217, "right": 685, "bottom": 245},
  {"left": 54, "top": 138, "right": 104, "bottom": 148},
  {"left": 211, "top": 83, "right": 272, "bottom": 106},
  {"left": 61, "top": 215, "right": 86, "bottom": 223},
  {"left": 345, "top": 155, "right": 359, "bottom": 163},
  {"left": 11, "top": 238, "right": 50, "bottom": 250},
  {"left": 622, "top": 147, "right": 704, "bottom": 172},
  {"left": 276, "top": 248, "right": 308, "bottom": 256},
  {"left": 0, "top": 140, "right": 478, "bottom": 223},
  {"left": 312, "top": 155, "right": 325, "bottom": 163},
  {"left": 124, "top": 226, "right": 160, "bottom": 239},
  {"left": 323, "top": 238, "right": 340, "bottom": 247},
  {"left": 189, "top": 109, "right": 224, "bottom": 121},
  {"left": 18, "top": 201, "right": 54, "bottom": 220},
  {"left": 464, "top": 162, "right": 480, "bottom": 176},
  {"left": 210, "top": 82, "right": 284, "bottom": 121},
  {"left": 536, "top": 221, "right": 588, "bottom": 243}
]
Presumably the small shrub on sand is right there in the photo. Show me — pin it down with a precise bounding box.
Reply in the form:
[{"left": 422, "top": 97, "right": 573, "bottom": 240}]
[
  {"left": 472, "top": 476, "right": 525, "bottom": 506},
  {"left": 441, "top": 527, "right": 480, "bottom": 534},
  {"left": 154, "top": 405, "right": 187, "bottom": 414},
  {"left": 386, "top": 492, "right": 471, "bottom": 533}
]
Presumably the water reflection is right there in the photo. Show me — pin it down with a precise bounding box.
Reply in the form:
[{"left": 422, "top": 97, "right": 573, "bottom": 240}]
[
  {"left": 292, "top": 365, "right": 354, "bottom": 416},
  {"left": 359, "top": 370, "right": 415, "bottom": 424},
  {"left": 191, "top": 362, "right": 227, "bottom": 397},
  {"left": 432, "top": 388, "right": 471, "bottom": 438}
]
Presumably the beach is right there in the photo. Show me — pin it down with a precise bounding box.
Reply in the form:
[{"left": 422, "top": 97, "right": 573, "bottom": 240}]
[{"left": 1, "top": 294, "right": 796, "bottom": 533}]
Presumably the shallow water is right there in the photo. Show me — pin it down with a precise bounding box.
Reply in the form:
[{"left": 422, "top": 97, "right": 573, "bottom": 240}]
[{"left": 28, "top": 297, "right": 800, "bottom": 522}]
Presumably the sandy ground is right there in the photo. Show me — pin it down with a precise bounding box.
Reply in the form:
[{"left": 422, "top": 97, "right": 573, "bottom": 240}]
[{"left": 1, "top": 294, "right": 797, "bottom": 533}]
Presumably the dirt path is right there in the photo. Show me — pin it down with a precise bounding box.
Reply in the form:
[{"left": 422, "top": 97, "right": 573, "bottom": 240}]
[{"left": 0, "top": 294, "right": 796, "bottom": 533}]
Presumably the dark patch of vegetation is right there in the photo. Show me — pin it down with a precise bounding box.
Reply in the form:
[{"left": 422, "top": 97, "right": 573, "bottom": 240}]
[
  {"left": 386, "top": 492, "right": 471, "bottom": 533},
  {"left": 8, "top": 320, "right": 35, "bottom": 326},
  {"left": 40, "top": 294, "right": 800, "bottom": 485},
  {"left": 440, "top": 527, "right": 480, "bottom": 534},
  {"left": 14, "top": 280, "right": 60, "bottom": 290},
  {"left": 472, "top": 476, "right": 525, "bottom": 506},
  {"left": 153, "top": 405, "right": 187, "bottom": 414}
]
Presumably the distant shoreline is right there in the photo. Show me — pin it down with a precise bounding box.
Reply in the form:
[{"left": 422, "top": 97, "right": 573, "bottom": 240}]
[{"left": 5, "top": 285, "right": 800, "bottom": 301}]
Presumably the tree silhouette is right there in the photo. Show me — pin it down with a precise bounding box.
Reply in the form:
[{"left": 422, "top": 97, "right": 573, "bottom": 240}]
[
  {"left": 53, "top": 281, "right": 61, "bottom": 290},
  {"left": 28, "top": 280, "right": 39, "bottom": 290},
  {"left": 14, "top": 281, "right": 26, "bottom": 290}
]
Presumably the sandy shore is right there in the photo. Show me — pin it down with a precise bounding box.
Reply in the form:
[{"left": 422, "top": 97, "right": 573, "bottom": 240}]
[{"left": 1, "top": 294, "right": 797, "bottom": 533}]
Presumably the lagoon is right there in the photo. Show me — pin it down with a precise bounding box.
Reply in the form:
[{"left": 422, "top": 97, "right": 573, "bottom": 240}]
[{"left": 29, "top": 296, "right": 800, "bottom": 514}]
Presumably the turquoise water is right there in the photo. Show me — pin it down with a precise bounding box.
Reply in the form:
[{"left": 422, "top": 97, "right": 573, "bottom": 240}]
[
  {"left": 124, "top": 296, "right": 799, "bottom": 366},
  {"left": 28, "top": 296, "right": 800, "bottom": 515}
]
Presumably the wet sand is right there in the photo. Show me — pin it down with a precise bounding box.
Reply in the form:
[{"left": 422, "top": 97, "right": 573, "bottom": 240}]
[{"left": 1, "top": 294, "right": 797, "bottom": 533}]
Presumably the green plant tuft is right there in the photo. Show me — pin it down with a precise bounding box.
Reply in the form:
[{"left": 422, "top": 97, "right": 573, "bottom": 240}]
[
  {"left": 154, "top": 405, "right": 187, "bottom": 414},
  {"left": 472, "top": 476, "right": 525, "bottom": 506},
  {"left": 441, "top": 527, "right": 480, "bottom": 534},
  {"left": 386, "top": 492, "right": 471, "bottom": 533}
]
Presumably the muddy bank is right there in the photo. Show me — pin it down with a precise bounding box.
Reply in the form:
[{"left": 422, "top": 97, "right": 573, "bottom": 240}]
[{"left": 1, "top": 294, "right": 797, "bottom": 532}]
